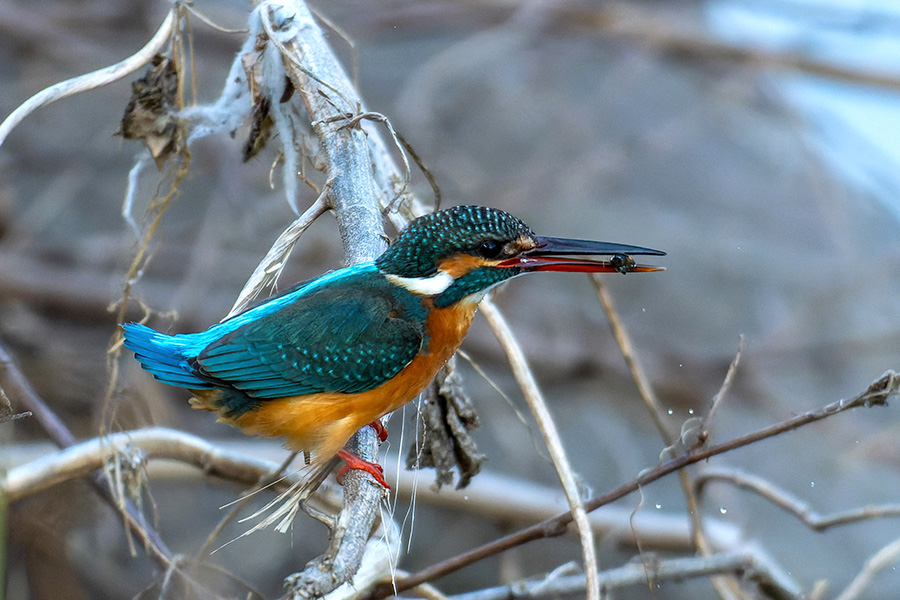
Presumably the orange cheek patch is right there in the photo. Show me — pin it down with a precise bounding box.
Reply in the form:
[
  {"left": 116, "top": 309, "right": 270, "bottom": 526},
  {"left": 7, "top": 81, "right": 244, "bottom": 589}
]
[{"left": 437, "top": 254, "right": 491, "bottom": 278}]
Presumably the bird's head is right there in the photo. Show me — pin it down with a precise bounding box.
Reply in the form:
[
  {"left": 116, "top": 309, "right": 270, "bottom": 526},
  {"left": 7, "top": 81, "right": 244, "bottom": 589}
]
[{"left": 376, "top": 205, "right": 665, "bottom": 308}]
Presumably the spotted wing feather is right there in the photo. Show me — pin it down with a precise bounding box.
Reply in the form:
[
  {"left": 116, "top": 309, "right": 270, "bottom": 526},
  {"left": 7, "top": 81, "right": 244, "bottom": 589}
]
[{"left": 195, "top": 278, "right": 428, "bottom": 398}]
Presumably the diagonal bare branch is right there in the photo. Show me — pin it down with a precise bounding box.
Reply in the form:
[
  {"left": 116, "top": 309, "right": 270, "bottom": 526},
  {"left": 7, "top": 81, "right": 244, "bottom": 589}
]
[
  {"left": 370, "top": 370, "right": 897, "bottom": 597},
  {"left": 590, "top": 276, "right": 748, "bottom": 599}
]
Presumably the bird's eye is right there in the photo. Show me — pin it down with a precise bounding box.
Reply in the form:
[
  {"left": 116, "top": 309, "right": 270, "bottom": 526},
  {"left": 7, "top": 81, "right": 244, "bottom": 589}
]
[{"left": 476, "top": 240, "right": 503, "bottom": 259}]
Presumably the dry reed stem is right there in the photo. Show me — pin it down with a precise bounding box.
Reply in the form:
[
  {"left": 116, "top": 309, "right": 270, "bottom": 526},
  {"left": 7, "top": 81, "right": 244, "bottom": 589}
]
[{"left": 480, "top": 300, "right": 600, "bottom": 600}]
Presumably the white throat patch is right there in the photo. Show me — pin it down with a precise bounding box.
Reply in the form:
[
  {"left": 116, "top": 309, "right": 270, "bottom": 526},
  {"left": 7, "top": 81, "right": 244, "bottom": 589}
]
[{"left": 386, "top": 270, "right": 454, "bottom": 296}]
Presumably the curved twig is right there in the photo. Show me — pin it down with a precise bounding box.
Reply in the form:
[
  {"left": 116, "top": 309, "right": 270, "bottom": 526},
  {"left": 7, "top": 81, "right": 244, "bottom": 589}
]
[
  {"left": 0, "top": 9, "right": 177, "bottom": 148},
  {"left": 3, "top": 427, "right": 282, "bottom": 503},
  {"left": 695, "top": 467, "right": 900, "bottom": 531},
  {"left": 835, "top": 535, "right": 900, "bottom": 600}
]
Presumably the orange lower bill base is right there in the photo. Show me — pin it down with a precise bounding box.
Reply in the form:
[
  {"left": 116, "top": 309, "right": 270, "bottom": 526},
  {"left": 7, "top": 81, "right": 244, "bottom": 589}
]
[{"left": 336, "top": 449, "right": 390, "bottom": 489}]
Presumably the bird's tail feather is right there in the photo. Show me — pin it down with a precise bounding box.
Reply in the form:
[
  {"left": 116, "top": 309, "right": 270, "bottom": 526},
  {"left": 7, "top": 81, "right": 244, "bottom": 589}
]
[{"left": 121, "top": 323, "right": 213, "bottom": 389}]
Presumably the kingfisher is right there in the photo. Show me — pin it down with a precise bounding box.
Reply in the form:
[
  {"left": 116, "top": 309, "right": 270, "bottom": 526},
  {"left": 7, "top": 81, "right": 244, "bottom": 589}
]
[{"left": 122, "top": 205, "right": 664, "bottom": 488}]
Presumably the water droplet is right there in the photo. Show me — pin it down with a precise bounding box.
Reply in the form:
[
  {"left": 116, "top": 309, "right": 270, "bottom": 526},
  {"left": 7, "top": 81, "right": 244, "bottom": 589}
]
[
  {"left": 719, "top": 507, "right": 727, "bottom": 514},
  {"left": 655, "top": 503, "right": 662, "bottom": 509},
  {"left": 809, "top": 481, "right": 815, "bottom": 488},
  {"left": 463, "top": 495, "right": 469, "bottom": 500},
  {"left": 667, "top": 409, "right": 674, "bottom": 415},
  {"left": 678, "top": 363, "right": 683, "bottom": 368},
  {"left": 688, "top": 408, "right": 694, "bottom": 415}
]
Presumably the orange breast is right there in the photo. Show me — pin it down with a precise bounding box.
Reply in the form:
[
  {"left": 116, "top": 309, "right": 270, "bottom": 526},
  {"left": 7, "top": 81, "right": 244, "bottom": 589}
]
[{"left": 195, "top": 300, "right": 479, "bottom": 463}]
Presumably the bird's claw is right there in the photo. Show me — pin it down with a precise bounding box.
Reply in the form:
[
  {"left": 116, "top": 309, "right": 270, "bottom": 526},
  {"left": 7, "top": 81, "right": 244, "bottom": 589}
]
[
  {"left": 336, "top": 449, "right": 389, "bottom": 489},
  {"left": 368, "top": 419, "right": 388, "bottom": 442}
]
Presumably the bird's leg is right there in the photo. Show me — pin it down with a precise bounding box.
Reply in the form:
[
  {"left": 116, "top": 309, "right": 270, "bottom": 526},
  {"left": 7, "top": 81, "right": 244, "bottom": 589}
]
[
  {"left": 335, "top": 449, "right": 389, "bottom": 489},
  {"left": 368, "top": 419, "right": 388, "bottom": 442}
]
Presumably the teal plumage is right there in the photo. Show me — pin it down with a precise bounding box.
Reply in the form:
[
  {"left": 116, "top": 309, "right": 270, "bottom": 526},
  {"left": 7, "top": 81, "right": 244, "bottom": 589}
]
[
  {"left": 122, "top": 206, "right": 536, "bottom": 416},
  {"left": 123, "top": 263, "right": 429, "bottom": 415},
  {"left": 375, "top": 205, "right": 533, "bottom": 278},
  {"left": 122, "top": 205, "right": 664, "bottom": 482}
]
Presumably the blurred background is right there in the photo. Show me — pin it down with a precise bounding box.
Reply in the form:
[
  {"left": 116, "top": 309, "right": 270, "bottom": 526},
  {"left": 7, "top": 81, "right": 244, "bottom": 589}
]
[{"left": 2, "top": 0, "right": 900, "bottom": 598}]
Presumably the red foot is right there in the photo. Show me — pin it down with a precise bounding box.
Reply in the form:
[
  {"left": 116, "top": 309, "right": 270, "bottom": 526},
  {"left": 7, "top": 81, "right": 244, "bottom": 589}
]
[
  {"left": 368, "top": 419, "right": 388, "bottom": 442},
  {"left": 336, "top": 449, "right": 390, "bottom": 489}
]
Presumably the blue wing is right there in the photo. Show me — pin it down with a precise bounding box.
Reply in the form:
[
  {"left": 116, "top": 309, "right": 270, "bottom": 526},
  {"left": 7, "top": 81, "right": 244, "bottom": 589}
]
[{"left": 124, "top": 265, "right": 429, "bottom": 398}]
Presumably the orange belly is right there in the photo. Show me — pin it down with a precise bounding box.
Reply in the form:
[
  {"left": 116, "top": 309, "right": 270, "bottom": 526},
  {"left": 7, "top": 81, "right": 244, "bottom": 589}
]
[{"left": 191, "top": 300, "right": 478, "bottom": 462}]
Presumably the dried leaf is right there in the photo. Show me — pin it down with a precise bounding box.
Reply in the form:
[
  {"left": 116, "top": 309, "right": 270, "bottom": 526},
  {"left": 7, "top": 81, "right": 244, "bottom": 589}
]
[
  {"left": 119, "top": 54, "right": 181, "bottom": 169},
  {"left": 408, "top": 359, "right": 485, "bottom": 490}
]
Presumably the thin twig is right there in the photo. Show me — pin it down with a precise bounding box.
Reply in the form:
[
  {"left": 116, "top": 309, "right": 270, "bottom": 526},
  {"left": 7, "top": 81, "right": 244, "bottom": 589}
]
[
  {"left": 479, "top": 301, "right": 599, "bottom": 600},
  {"left": 694, "top": 336, "right": 747, "bottom": 600},
  {"left": 695, "top": 467, "right": 900, "bottom": 531},
  {"left": 0, "top": 9, "right": 177, "bottom": 148},
  {"left": 703, "top": 336, "right": 744, "bottom": 437},
  {"left": 368, "top": 370, "right": 897, "bottom": 597},
  {"left": 834, "top": 535, "right": 900, "bottom": 600},
  {"left": 447, "top": 550, "right": 803, "bottom": 600}
]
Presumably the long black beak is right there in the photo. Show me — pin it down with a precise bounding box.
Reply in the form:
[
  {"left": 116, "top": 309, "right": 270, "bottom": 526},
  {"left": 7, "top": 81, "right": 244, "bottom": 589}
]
[{"left": 498, "top": 235, "right": 666, "bottom": 274}]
